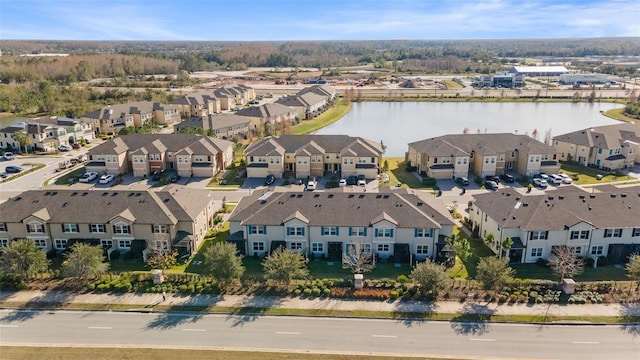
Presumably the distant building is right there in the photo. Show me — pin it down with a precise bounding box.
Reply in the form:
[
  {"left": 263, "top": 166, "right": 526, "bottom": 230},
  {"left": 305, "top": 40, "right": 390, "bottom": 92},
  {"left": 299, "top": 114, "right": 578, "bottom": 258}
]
[
  {"left": 509, "top": 66, "right": 568, "bottom": 76},
  {"left": 80, "top": 102, "right": 180, "bottom": 135},
  {"left": 559, "top": 73, "right": 612, "bottom": 85}
]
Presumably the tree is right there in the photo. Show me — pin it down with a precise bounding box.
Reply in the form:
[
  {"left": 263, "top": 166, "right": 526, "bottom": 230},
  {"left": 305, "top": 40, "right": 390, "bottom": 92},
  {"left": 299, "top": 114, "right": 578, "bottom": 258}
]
[
  {"left": 411, "top": 259, "right": 450, "bottom": 297},
  {"left": 262, "top": 247, "right": 309, "bottom": 285},
  {"left": 476, "top": 257, "right": 515, "bottom": 291},
  {"left": 447, "top": 234, "right": 471, "bottom": 263},
  {"left": 145, "top": 250, "right": 178, "bottom": 270},
  {"left": 0, "top": 239, "right": 49, "bottom": 281},
  {"left": 548, "top": 246, "right": 584, "bottom": 282},
  {"left": 342, "top": 243, "right": 375, "bottom": 274},
  {"left": 203, "top": 242, "right": 245, "bottom": 288},
  {"left": 12, "top": 132, "right": 32, "bottom": 154},
  {"left": 625, "top": 253, "right": 640, "bottom": 283},
  {"left": 62, "top": 243, "right": 109, "bottom": 283},
  {"left": 500, "top": 237, "right": 514, "bottom": 259}
]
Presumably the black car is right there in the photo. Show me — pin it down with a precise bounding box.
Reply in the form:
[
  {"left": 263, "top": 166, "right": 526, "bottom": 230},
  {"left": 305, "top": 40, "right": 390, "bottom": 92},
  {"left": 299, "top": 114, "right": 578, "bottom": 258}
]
[
  {"left": 484, "top": 180, "right": 499, "bottom": 190},
  {"left": 346, "top": 175, "right": 357, "bottom": 185},
  {"left": 5, "top": 165, "right": 23, "bottom": 173},
  {"left": 170, "top": 174, "right": 181, "bottom": 183},
  {"left": 151, "top": 171, "right": 164, "bottom": 181},
  {"left": 499, "top": 174, "right": 515, "bottom": 183},
  {"left": 455, "top": 177, "right": 469, "bottom": 186},
  {"left": 485, "top": 175, "right": 500, "bottom": 183},
  {"left": 265, "top": 174, "right": 275, "bottom": 186}
]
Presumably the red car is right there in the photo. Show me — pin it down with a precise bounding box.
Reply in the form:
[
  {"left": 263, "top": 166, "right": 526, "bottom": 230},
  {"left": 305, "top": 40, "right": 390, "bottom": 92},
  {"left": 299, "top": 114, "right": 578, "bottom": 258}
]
[{"left": 72, "top": 143, "right": 81, "bottom": 149}]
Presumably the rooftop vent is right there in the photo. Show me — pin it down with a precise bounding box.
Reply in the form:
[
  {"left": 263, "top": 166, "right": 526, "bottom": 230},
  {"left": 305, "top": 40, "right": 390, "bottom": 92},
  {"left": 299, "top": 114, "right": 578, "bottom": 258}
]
[
  {"left": 313, "top": 194, "right": 320, "bottom": 198},
  {"left": 611, "top": 194, "right": 617, "bottom": 198},
  {"left": 135, "top": 193, "right": 142, "bottom": 197},
  {"left": 163, "top": 198, "right": 169, "bottom": 203},
  {"left": 417, "top": 202, "right": 423, "bottom": 206},
  {"left": 327, "top": 194, "right": 334, "bottom": 198},
  {"left": 376, "top": 195, "right": 382, "bottom": 199},
  {"left": 51, "top": 191, "right": 57, "bottom": 195},
  {"left": 590, "top": 194, "right": 596, "bottom": 199},
  {"left": 290, "top": 194, "right": 296, "bottom": 198},
  {"left": 128, "top": 193, "right": 135, "bottom": 197},
  {"left": 102, "top": 192, "right": 108, "bottom": 196},
  {"left": 348, "top": 194, "right": 354, "bottom": 198},
  {"left": 522, "top": 203, "right": 529, "bottom": 207},
  {"left": 296, "top": 194, "right": 302, "bottom": 198},
  {"left": 579, "top": 195, "right": 585, "bottom": 199},
  {"left": 44, "top": 191, "right": 51, "bottom": 195},
  {"left": 383, "top": 195, "right": 390, "bottom": 199},
  {"left": 558, "top": 195, "right": 565, "bottom": 200},
  {"left": 82, "top": 192, "right": 88, "bottom": 196},
  {"left": 621, "top": 193, "right": 627, "bottom": 198},
  {"left": 111, "top": 193, "right": 118, "bottom": 196},
  {"left": 359, "top": 194, "right": 365, "bottom": 198},
  {"left": 548, "top": 196, "right": 554, "bottom": 201},
  {"left": 71, "top": 192, "right": 78, "bottom": 196}
]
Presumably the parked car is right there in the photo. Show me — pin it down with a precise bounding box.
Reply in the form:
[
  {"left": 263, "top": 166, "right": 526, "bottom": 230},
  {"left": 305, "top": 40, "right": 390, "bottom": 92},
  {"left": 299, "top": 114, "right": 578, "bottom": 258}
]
[
  {"left": 99, "top": 174, "right": 115, "bottom": 184},
  {"left": 72, "top": 143, "right": 81, "bottom": 149},
  {"left": 170, "top": 174, "right": 181, "bottom": 183},
  {"left": 533, "top": 178, "right": 548, "bottom": 188},
  {"left": 338, "top": 179, "right": 347, "bottom": 187},
  {"left": 548, "top": 174, "right": 563, "bottom": 185},
  {"left": 499, "top": 174, "right": 515, "bottom": 183},
  {"left": 58, "top": 144, "right": 72, "bottom": 152},
  {"left": 455, "top": 177, "right": 469, "bottom": 186},
  {"left": 5, "top": 165, "right": 23, "bottom": 173},
  {"left": 3, "top": 152, "right": 15, "bottom": 160},
  {"left": 357, "top": 179, "right": 366, "bottom": 187},
  {"left": 346, "top": 175, "right": 357, "bottom": 185},
  {"left": 78, "top": 171, "right": 98, "bottom": 183},
  {"left": 151, "top": 171, "right": 164, "bottom": 181},
  {"left": 485, "top": 175, "right": 500, "bottom": 183},
  {"left": 534, "top": 173, "right": 550, "bottom": 181},
  {"left": 557, "top": 173, "right": 573, "bottom": 184},
  {"left": 265, "top": 174, "right": 275, "bottom": 186},
  {"left": 306, "top": 180, "right": 317, "bottom": 190},
  {"left": 484, "top": 180, "right": 499, "bottom": 190}
]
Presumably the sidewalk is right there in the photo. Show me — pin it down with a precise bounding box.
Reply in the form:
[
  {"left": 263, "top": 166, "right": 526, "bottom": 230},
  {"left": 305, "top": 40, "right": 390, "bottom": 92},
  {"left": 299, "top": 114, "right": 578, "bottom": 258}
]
[{"left": 1, "top": 290, "right": 638, "bottom": 319}]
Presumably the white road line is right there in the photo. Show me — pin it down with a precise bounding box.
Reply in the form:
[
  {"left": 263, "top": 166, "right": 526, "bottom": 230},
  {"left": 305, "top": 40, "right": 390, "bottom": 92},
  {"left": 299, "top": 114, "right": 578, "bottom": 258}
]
[
  {"left": 181, "top": 328, "right": 206, "bottom": 332},
  {"left": 372, "top": 335, "right": 397, "bottom": 338},
  {"left": 572, "top": 341, "right": 600, "bottom": 344},
  {"left": 0, "top": 325, "right": 19, "bottom": 328},
  {"left": 88, "top": 326, "right": 113, "bottom": 330},
  {"left": 276, "top": 331, "right": 301, "bottom": 335},
  {"left": 469, "top": 338, "right": 496, "bottom": 342}
]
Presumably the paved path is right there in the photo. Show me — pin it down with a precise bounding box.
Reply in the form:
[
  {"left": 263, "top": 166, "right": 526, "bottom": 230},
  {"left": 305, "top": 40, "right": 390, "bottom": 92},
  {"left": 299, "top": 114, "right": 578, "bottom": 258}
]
[{"left": 1, "top": 290, "right": 638, "bottom": 319}]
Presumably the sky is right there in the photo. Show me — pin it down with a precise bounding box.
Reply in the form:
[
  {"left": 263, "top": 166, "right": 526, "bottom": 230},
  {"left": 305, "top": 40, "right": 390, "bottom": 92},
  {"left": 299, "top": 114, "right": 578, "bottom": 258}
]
[{"left": 1, "top": 0, "right": 638, "bottom": 41}]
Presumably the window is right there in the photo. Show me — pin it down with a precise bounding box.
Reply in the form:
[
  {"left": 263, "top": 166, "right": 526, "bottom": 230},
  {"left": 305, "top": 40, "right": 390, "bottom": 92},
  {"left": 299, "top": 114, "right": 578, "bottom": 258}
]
[
  {"left": 33, "top": 239, "right": 47, "bottom": 248},
  {"left": 54, "top": 239, "right": 68, "bottom": 250},
  {"left": 252, "top": 242, "right": 265, "bottom": 251},
  {"left": 415, "top": 228, "right": 433, "bottom": 238},
  {"left": 591, "top": 245, "right": 604, "bottom": 255},
  {"left": 155, "top": 241, "right": 169, "bottom": 251},
  {"left": 113, "top": 223, "right": 131, "bottom": 234},
  {"left": 375, "top": 228, "right": 393, "bottom": 238},
  {"left": 416, "top": 245, "right": 429, "bottom": 255},
  {"left": 633, "top": 228, "right": 640, "bottom": 237},
  {"left": 604, "top": 228, "right": 623, "bottom": 238},
  {"left": 248, "top": 225, "right": 266, "bottom": 234},
  {"left": 570, "top": 230, "right": 589, "bottom": 240},
  {"left": 529, "top": 231, "right": 548, "bottom": 240},
  {"left": 322, "top": 226, "right": 339, "bottom": 236},
  {"left": 531, "top": 248, "right": 543, "bottom": 257},
  {"left": 63, "top": 223, "right": 79, "bottom": 233},
  {"left": 349, "top": 227, "right": 366, "bottom": 237},
  {"left": 152, "top": 225, "right": 168, "bottom": 234},
  {"left": 101, "top": 240, "right": 113, "bottom": 249},
  {"left": 27, "top": 222, "right": 45, "bottom": 233},
  {"left": 573, "top": 246, "right": 582, "bottom": 255},
  {"left": 90, "top": 224, "right": 106, "bottom": 233},
  {"left": 0, "top": 239, "right": 9, "bottom": 248},
  {"left": 286, "top": 227, "right": 305, "bottom": 236},
  {"left": 118, "top": 240, "right": 132, "bottom": 248},
  {"left": 312, "top": 242, "right": 324, "bottom": 252},
  {"left": 0, "top": 223, "right": 6, "bottom": 232},
  {"left": 377, "top": 244, "right": 390, "bottom": 252},
  {"left": 289, "top": 242, "right": 303, "bottom": 251}
]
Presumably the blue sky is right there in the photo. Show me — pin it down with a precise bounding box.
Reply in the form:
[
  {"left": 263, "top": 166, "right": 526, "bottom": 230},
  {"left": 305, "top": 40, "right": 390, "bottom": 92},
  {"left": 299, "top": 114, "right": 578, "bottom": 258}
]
[{"left": 1, "top": 0, "right": 638, "bottom": 41}]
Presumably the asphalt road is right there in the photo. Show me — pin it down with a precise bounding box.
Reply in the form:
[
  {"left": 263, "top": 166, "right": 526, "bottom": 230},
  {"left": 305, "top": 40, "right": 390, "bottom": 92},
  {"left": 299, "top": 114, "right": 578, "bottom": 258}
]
[{"left": 1, "top": 309, "right": 638, "bottom": 359}]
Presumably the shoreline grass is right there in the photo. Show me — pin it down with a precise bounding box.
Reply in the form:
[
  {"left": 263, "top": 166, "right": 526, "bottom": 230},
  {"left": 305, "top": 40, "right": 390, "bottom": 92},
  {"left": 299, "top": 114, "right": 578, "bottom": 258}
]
[{"left": 292, "top": 100, "right": 352, "bottom": 134}]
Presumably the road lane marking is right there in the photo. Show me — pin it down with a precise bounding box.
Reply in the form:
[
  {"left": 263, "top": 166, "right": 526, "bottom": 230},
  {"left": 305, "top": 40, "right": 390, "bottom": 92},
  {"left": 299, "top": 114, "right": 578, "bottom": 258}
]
[
  {"left": 469, "top": 338, "right": 496, "bottom": 342},
  {"left": 572, "top": 341, "right": 599, "bottom": 344},
  {"left": 88, "top": 326, "right": 113, "bottom": 330},
  {"left": 372, "top": 335, "right": 397, "bottom": 338},
  {"left": 181, "top": 328, "right": 206, "bottom": 332},
  {"left": 0, "top": 325, "right": 19, "bottom": 328},
  {"left": 276, "top": 331, "right": 301, "bottom": 335}
]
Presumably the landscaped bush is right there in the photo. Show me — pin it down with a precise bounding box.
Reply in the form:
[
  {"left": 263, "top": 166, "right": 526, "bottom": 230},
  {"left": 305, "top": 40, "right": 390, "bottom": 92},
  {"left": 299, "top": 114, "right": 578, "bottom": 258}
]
[
  {"left": 397, "top": 275, "right": 409, "bottom": 283},
  {"left": 389, "top": 290, "right": 399, "bottom": 300},
  {"left": 303, "top": 288, "right": 312, "bottom": 297}
]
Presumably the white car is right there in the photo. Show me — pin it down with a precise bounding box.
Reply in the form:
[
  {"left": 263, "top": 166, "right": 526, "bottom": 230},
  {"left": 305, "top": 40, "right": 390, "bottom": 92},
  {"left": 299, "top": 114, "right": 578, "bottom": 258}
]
[
  {"left": 3, "top": 152, "right": 15, "bottom": 160},
  {"left": 58, "top": 144, "right": 72, "bottom": 152},
  {"left": 306, "top": 180, "right": 317, "bottom": 191},
  {"left": 357, "top": 179, "right": 366, "bottom": 187},
  {"left": 547, "top": 174, "right": 563, "bottom": 185},
  {"left": 99, "top": 174, "right": 115, "bottom": 184},
  {"left": 533, "top": 178, "right": 548, "bottom": 188},
  {"left": 557, "top": 173, "right": 573, "bottom": 184},
  {"left": 78, "top": 171, "right": 98, "bottom": 183},
  {"left": 338, "top": 179, "right": 347, "bottom": 187}
]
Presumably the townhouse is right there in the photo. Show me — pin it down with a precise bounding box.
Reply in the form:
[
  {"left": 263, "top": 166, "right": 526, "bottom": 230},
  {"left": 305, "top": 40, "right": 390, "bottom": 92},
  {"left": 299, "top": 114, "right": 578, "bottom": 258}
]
[
  {"left": 0, "top": 186, "right": 219, "bottom": 258},
  {"left": 85, "top": 134, "right": 233, "bottom": 178},
  {"left": 227, "top": 188, "right": 455, "bottom": 264},
  {"left": 0, "top": 117, "right": 95, "bottom": 152},
  {"left": 469, "top": 185, "right": 640, "bottom": 264},
  {"left": 80, "top": 101, "right": 181, "bottom": 135},
  {"left": 407, "top": 133, "right": 560, "bottom": 179},
  {"left": 169, "top": 90, "right": 222, "bottom": 118},
  {"left": 175, "top": 113, "right": 260, "bottom": 140},
  {"left": 235, "top": 103, "right": 296, "bottom": 131},
  {"left": 244, "top": 135, "right": 384, "bottom": 179},
  {"left": 275, "top": 85, "right": 338, "bottom": 120},
  {"left": 213, "top": 84, "right": 255, "bottom": 110},
  {"left": 552, "top": 123, "right": 640, "bottom": 171}
]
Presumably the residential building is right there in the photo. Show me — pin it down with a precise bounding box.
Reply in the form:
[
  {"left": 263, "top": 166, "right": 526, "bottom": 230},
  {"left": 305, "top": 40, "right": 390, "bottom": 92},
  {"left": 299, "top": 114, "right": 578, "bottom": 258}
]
[
  {"left": 552, "top": 123, "right": 640, "bottom": 171},
  {"left": 227, "top": 188, "right": 455, "bottom": 263},
  {"left": 407, "top": 133, "right": 559, "bottom": 180},
  {"left": 0, "top": 116, "right": 94, "bottom": 152},
  {"left": 244, "top": 135, "right": 384, "bottom": 179},
  {"left": 80, "top": 101, "right": 180, "bottom": 135},
  {"left": 175, "top": 113, "right": 260, "bottom": 140},
  {"left": 169, "top": 90, "right": 221, "bottom": 118},
  {"left": 275, "top": 85, "right": 338, "bottom": 119},
  {"left": 0, "top": 186, "right": 219, "bottom": 258},
  {"left": 85, "top": 134, "right": 233, "bottom": 178},
  {"left": 236, "top": 103, "right": 296, "bottom": 131},
  {"left": 469, "top": 185, "right": 640, "bottom": 264},
  {"left": 213, "top": 84, "right": 255, "bottom": 110}
]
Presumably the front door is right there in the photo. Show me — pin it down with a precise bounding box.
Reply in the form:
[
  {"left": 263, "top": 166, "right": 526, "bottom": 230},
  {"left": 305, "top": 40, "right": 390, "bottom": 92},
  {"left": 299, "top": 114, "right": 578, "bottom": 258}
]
[{"left": 327, "top": 242, "right": 343, "bottom": 262}]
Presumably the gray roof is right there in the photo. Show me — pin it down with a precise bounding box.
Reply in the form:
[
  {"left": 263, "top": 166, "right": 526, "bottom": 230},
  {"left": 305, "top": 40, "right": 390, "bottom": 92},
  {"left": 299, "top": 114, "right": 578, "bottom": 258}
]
[
  {"left": 245, "top": 135, "right": 384, "bottom": 157},
  {"left": 409, "top": 133, "right": 556, "bottom": 156},
  {"left": 229, "top": 188, "right": 454, "bottom": 229},
  {"left": 88, "top": 134, "right": 232, "bottom": 156},
  {"left": 80, "top": 101, "right": 178, "bottom": 120},
  {"left": 169, "top": 90, "right": 218, "bottom": 106},
  {"left": 472, "top": 185, "right": 640, "bottom": 231},
  {"left": 236, "top": 103, "right": 294, "bottom": 118},
  {"left": 155, "top": 185, "right": 216, "bottom": 221},
  {"left": 175, "top": 114, "right": 251, "bottom": 132},
  {"left": 552, "top": 123, "right": 640, "bottom": 149}
]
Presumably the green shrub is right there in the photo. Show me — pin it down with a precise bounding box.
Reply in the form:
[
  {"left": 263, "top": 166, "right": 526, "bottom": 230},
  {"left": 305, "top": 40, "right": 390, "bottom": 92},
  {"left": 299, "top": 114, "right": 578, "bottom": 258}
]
[
  {"left": 402, "top": 292, "right": 412, "bottom": 300},
  {"left": 293, "top": 289, "right": 302, "bottom": 296},
  {"left": 322, "top": 288, "right": 331, "bottom": 297},
  {"left": 312, "top": 287, "right": 321, "bottom": 297},
  {"left": 389, "top": 290, "right": 399, "bottom": 300},
  {"left": 397, "top": 275, "right": 409, "bottom": 283},
  {"left": 303, "top": 288, "right": 312, "bottom": 297}
]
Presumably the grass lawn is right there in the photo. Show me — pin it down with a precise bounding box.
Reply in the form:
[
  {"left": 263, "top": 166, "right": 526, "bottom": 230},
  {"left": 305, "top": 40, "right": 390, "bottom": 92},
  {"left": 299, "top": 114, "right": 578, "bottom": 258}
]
[
  {"left": 382, "top": 157, "right": 437, "bottom": 190},
  {"left": 53, "top": 166, "right": 86, "bottom": 185},
  {"left": 512, "top": 263, "right": 628, "bottom": 282},
  {"left": 602, "top": 107, "right": 639, "bottom": 123},
  {"left": 454, "top": 228, "right": 495, "bottom": 279},
  {"left": 184, "top": 223, "right": 230, "bottom": 274},
  {"left": 560, "top": 161, "right": 633, "bottom": 185},
  {"left": 207, "top": 166, "right": 244, "bottom": 189},
  {"left": 291, "top": 100, "right": 351, "bottom": 135}
]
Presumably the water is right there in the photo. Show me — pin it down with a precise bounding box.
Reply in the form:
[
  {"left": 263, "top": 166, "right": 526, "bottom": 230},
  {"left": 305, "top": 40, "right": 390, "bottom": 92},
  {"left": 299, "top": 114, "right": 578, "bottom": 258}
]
[{"left": 315, "top": 102, "right": 623, "bottom": 156}]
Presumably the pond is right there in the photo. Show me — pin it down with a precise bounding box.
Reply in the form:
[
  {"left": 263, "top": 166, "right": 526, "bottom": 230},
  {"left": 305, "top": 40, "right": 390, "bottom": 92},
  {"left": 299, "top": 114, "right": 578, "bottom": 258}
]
[{"left": 315, "top": 102, "right": 623, "bottom": 157}]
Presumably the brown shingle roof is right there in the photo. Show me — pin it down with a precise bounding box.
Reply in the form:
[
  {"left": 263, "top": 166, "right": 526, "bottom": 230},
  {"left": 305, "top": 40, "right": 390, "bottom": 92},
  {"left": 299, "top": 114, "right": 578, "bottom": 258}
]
[
  {"left": 245, "top": 135, "right": 384, "bottom": 157},
  {"left": 409, "top": 133, "right": 556, "bottom": 156}
]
